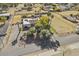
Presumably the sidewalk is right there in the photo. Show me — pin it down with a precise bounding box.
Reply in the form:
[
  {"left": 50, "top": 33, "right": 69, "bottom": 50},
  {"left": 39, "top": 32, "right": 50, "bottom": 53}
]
[
  {"left": 68, "top": 42, "right": 79, "bottom": 49},
  {"left": 25, "top": 48, "right": 62, "bottom": 56}
]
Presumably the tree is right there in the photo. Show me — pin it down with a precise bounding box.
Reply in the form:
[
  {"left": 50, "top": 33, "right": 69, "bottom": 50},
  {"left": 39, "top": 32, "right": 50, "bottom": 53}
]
[
  {"left": 52, "top": 4, "right": 60, "bottom": 12},
  {"left": 27, "top": 6, "right": 32, "bottom": 11},
  {"left": 39, "top": 29, "right": 51, "bottom": 49},
  {"left": 27, "top": 27, "right": 35, "bottom": 37},
  {"left": 51, "top": 15, "right": 54, "bottom": 18},
  {"left": 24, "top": 4, "right": 27, "bottom": 7},
  {"left": 23, "top": 33, "right": 27, "bottom": 36},
  {"left": 22, "top": 15, "right": 27, "bottom": 18},
  {"left": 70, "top": 14, "right": 73, "bottom": 17},
  {"left": 35, "top": 15, "right": 50, "bottom": 31},
  {"left": 27, "top": 31, "right": 32, "bottom": 37},
  {"left": 26, "top": 27, "right": 35, "bottom": 43},
  {"left": 47, "top": 12, "right": 51, "bottom": 16},
  {"left": 0, "top": 16, "right": 7, "bottom": 24},
  {"left": 40, "top": 29, "right": 51, "bottom": 40},
  {"left": 40, "top": 15, "right": 50, "bottom": 29},
  {"left": 35, "top": 20, "right": 42, "bottom": 33},
  {"left": 29, "top": 27, "right": 36, "bottom": 34}
]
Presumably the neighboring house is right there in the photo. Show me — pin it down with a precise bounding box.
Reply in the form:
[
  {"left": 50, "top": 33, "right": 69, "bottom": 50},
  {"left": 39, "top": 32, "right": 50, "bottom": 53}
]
[
  {"left": 65, "top": 14, "right": 79, "bottom": 23},
  {"left": 0, "top": 13, "right": 11, "bottom": 20},
  {"left": 0, "top": 13, "right": 10, "bottom": 17},
  {"left": 59, "top": 3, "right": 75, "bottom": 11},
  {"left": 59, "top": 5, "right": 67, "bottom": 11},
  {"left": 66, "top": 16, "right": 77, "bottom": 22},
  {"left": 43, "top": 5, "right": 53, "bottom": 11}
]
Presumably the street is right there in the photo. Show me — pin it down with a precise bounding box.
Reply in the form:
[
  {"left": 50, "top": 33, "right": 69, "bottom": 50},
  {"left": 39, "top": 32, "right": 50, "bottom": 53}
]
[
  {"left": 2, "top": 24, "right": 19, "bottom": 50},
  {"left": 55, "top": 34, "right": 79, "bottom": 45},
  {"left": 0, "top": 33, "right": 79, "bottom": 55}
]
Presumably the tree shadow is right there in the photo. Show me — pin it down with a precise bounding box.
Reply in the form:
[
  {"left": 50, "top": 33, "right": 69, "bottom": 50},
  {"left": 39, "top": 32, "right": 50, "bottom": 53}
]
[
  {"left": 33, "top": 34, "right": 41, "bottom": 46},
  {"left": 38, "top": 39, "right": 53, "bottom": 50},
  {"left": 12, "top": 39, "right": 17, "bottom": 46},
  {"left": 23, "top": 27, "right": 29, "bottom": 31},
  {"left": 25, "top": 36, "right": 34, "bottom": 44},
  {"left": 19, "top": 33, "right": 60, "bottom": 51},
  {"left": 34, "top": 37, "right": 60, "bottom": 51}
]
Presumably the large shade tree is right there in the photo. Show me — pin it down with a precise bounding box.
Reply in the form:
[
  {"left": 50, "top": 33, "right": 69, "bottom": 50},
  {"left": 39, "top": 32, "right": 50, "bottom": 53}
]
[
  {"left": 35, "top": 15, "right": 50, "bottom": 32},
  {"left": 40, "top": 29, "right": 51, "bottom": 40},
  {"left": 34, "top": 15, "right": 53, "bottom": 47}
]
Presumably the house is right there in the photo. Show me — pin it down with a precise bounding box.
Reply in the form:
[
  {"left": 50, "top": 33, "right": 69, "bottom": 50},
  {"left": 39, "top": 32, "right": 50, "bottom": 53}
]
[
  {"left": 59, "top": 5, "right": 67, "bottom": 11},
  {"left": 0, "top": 13, "right": 11, "bottom": 20},
  {"left": 22, "top": 17, "right": 39, "bottom": 28},
  {"left": 22, "top": 19, "right": 31, "bottom": 28},
  {"left": 42, "top": 4, "right": 53, "bottom": 11},
  {"left": 66, "top": 16, "right": 77, "bottom": 22},
  {"left": 0, "top": 13, "right": 10, "bottom": 17}
]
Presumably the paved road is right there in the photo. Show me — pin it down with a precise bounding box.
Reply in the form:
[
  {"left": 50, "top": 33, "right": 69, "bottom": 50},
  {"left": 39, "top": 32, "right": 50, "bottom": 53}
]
[
  {"left": 0, "top": 34, "right": 79, "bottom": 56},
  {"left": 0, "top": 43, "right": 41, "bottom": 56},
  {"left": 0, "top": 23, "right": 9, "bottom": 35},
  {"left": 0, "top": 14, "right": 15, "bottom": 47},
  {"left": 0, "top": 23, "right": 9, "bottom": 47},
  {"left": 55, "top": 34, "right": 79, "bottom": 45},
  {"left": 0, "top": 15, "right": 13, "bottom": 37},
  {"left": 2, "top": 25, "right": 19, "bottom": 50}
]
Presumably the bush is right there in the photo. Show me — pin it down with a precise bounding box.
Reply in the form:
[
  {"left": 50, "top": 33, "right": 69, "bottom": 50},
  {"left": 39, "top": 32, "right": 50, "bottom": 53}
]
[
  {"left": 29, "top": 27, "right": 36, "bottom": 34},
  {"left": 27, "top": 27, "right": 35, "bottom": 37},
  {"left": 27, "top": 31, "right": 32, "bottom": 36}
]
